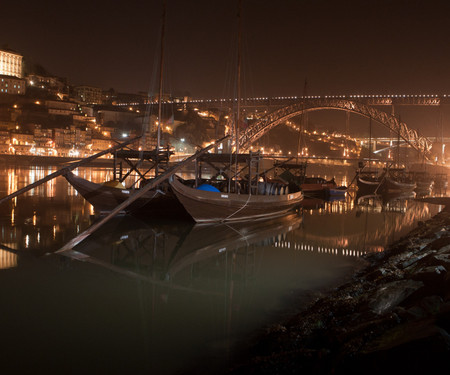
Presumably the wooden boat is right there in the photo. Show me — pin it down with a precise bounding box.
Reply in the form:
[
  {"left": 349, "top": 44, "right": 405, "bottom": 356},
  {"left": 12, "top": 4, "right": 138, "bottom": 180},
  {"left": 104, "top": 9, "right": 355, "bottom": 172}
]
[
  {"left": 356, "top": 165, "right": 385, "bottom": 195},
  {"left": 168, "top": 152, "right": 303, "bottom": 223},
  {"left": 327, "top": 185, "right": 347, "bottom": 199},
  {"left": 62, "top": 146, "right": 191, "bottom": 215},
  {"left": 301, "top": 177, "right": 347, "bottom": 199},
  {"left": 273, "top": 161, "right": 346, "bottom": 199},
  {"left": 381, "top": 167, "right": 416, "bottom": 194},
  {"left": 169, "top": 174, "right": 303, "bottom": 223},
  {"left": 63, "top": 170, "right": 185, "bottom": 215},
  {"left": 357, "top": 174, "right": 383, "bottom": 195}
]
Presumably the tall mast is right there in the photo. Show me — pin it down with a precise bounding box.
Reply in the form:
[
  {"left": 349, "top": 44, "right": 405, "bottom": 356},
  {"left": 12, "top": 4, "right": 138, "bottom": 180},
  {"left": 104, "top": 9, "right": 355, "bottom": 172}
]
[
  {"left": 397, "top": 116, "right": 401, "bottom": 167},
  {"left": 368, "top": 116, "right": 372, "bottom": 167},
  {"left": 156, "top": 0, "right": 167, "bottom": 175},
  {"left": 233, "top": 0, "right": 242, "bottom": 192},
  {"left": 296, "top": 79, "right": 307, "bottom": 164},
  {"left": 235, "top": 0, "right": 242, "bottom": 156}
]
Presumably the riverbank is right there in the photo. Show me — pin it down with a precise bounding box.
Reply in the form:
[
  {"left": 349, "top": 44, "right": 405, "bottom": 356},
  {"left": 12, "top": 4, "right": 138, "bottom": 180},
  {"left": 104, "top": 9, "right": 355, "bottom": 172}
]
[{"left": 227, "top": 204, "right": 450, "bottom": 374}]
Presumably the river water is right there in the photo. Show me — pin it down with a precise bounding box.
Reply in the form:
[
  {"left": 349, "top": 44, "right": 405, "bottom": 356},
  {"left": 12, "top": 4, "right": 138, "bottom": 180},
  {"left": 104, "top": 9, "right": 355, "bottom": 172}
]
[{"left": 0, "top": 163, "right": 443, "bottom": 374}]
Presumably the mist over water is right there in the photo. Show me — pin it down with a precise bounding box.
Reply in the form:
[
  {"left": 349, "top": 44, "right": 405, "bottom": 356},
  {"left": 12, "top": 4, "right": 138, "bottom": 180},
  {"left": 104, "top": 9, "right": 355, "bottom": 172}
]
[{"left": 0, "top": 164, "right": 441, "bottom": 374}]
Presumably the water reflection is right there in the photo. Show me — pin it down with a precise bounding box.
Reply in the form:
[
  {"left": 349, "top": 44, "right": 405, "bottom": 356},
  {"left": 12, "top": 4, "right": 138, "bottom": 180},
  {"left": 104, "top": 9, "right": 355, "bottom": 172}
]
[
  {"left": 0, "top": 246, "right": 18, "bottom": 269},
  {"left": 0, "top": 165, "right": 444, "bottom": 374}
]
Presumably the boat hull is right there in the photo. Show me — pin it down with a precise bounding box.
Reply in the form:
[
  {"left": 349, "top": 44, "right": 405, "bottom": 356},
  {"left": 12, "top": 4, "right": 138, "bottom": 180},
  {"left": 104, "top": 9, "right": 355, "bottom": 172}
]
[
  {"left": 64, "top": 171, "right": 184, "bottom": 215},
  {"left": 382, "top": 177, "right": 416, "bottom": 194},
  {"left": 357, "top": 176, "right": 383, "bottom": 195},
  {"left": 169, "top": 176, "right": 303, "bottom": 223}
]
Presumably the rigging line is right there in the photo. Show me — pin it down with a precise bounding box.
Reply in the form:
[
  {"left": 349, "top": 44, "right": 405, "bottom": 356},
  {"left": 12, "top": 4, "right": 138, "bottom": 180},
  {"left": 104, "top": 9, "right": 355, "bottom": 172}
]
[
  {"left": 221, "top": 190, "right": 252, "bottom": 222},
  {"left": 58, "top": 249, "right": 222, "bottom": 296},
  {"left": 223, "top": 223, "right": 251, "bottom": 247},
  {"left": 241, "top": 16, "right": 255, "bottom": 101},
  {"left": 157, "top": 0, "right": 167, "bottom": 167},
  {"left": 234, "top": 0, "right": 243, "bottom": 192}
]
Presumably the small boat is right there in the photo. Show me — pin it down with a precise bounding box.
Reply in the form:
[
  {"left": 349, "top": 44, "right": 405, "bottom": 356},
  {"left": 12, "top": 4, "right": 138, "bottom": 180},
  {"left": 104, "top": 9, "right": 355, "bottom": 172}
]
[
  {"left": 301, "top": 177, "right": 339, "bottom": 198},
  {"left": 273, "top": 161, "right": 346, "bottom": 199},
  {"left": 327, "top": 185, "right": 347, "bottom": 199}
]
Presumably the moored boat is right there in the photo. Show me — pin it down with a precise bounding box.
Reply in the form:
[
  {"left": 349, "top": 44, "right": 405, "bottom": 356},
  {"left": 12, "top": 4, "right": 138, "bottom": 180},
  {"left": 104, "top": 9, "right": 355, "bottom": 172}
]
[
  {"left": 381, "top": 167, "right": 416, "bottom": 194},
  {"left": 301, "top": 177, "right": 341, "bottom": 198},
  {"left": 169, "top": 174, "right": 303, "bottom": 223},
  {"left": 64, "top": 170, "right": 185, "bottom": 215},
  {"left": 356, "top": 171, "right": 384, "bottom": 195}
]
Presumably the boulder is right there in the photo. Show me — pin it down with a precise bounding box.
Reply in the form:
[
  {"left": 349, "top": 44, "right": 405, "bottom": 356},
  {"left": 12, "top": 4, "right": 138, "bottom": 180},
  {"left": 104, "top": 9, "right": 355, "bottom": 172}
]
[{"left": 367, "top": 280, "right": 424, "bottom": 315}]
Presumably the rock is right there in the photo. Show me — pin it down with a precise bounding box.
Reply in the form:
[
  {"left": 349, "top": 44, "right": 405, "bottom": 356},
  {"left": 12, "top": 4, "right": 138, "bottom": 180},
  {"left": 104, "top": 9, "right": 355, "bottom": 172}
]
[
  {"left": 429, "top": 253, "right": 450, "bottom": 266},
  {"left": 419, "top": 295, "right": 444, "bottom": 315},
  {"left": 411, "top": 265, "right": 447, "bottom": 286},
  {"left": 346, "top": 320, "right": 450, "bottom": 374},
  {"left": 427, "top": 236, "right": 450, "bottom": 251},
  {"left": 367, "top": 280, "right": 424, "bottom": 315}
]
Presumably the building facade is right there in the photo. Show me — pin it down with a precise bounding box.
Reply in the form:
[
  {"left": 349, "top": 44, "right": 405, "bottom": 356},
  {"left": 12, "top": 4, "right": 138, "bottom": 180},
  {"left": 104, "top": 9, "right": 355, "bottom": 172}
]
[
  {"left": 0, "top": 75, "right": 26, "bottom": 95},
  {"left": 73, "top": 86, "right": 103, "bottom": 104},
  {"left": 0, "top": 49, "right": 23, "bottom": 78}
]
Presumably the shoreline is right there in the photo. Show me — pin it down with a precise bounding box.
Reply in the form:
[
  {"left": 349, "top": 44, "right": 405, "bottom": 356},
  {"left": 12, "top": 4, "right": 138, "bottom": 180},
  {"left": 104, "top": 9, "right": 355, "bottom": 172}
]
[{"left": 227, "top": 205, "right": 450, "bottom": 374}]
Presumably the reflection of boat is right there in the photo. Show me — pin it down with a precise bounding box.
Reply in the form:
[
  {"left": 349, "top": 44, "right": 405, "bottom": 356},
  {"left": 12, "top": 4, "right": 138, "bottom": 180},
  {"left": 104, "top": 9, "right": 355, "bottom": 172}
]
[
  {"left": 356, "top": 191, "right": 415, "bottom": 213},
  {"left": 69, "top": 213, "right": 303, "bottom": 282},
  {"left": 167, "top": 213, "right": 303, "bottom": 276}
]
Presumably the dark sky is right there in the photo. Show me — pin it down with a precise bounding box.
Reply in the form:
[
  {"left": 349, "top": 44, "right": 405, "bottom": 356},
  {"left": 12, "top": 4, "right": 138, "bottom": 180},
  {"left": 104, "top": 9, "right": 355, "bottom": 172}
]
[{"left": 2, "top": 0, "right": 450, "bottom": 99}]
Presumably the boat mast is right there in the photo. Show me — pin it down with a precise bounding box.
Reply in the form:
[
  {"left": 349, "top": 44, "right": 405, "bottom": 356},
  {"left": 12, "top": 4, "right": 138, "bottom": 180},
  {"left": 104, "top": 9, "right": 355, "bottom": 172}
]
[
  {"left": 296, "top": 79, "right": 307, "bottom": 164},
  {"left": 156, "top": 0, "right": 167, "bottom": 176},
  {"left": 368, "top": 116, "right": 372, "bottom": 167},
  {"left": 234, "top": 0, "right": 242, "bottom": 191},
  {"left": 396, "top": 116, "right": 401, "bottom": 168}
]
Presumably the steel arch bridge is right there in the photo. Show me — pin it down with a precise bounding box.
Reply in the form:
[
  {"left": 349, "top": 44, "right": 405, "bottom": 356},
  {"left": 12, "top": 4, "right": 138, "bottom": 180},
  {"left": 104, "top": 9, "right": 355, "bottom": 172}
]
[{"left": 237, "top": 98, "right": 433, "bottom": 159}]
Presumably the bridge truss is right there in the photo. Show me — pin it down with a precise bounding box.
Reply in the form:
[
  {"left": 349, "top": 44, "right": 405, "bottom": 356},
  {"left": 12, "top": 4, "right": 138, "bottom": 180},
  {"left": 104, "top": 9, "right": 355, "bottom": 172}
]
[{"left": 238, "top": 98, "right": 433, "bottom": 159}]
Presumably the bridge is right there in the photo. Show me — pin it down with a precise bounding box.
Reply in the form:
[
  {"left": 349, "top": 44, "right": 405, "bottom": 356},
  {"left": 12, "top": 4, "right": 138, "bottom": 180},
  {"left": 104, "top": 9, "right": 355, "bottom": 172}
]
[
  {"left": 187, "top": 93, "right": 446, "bottom": 108},
  {"left": 119, "top": 93, "right": 446, "bottom": 161},
  {"left": 233, "top": 97, "right": 433, "bottom": 159}
]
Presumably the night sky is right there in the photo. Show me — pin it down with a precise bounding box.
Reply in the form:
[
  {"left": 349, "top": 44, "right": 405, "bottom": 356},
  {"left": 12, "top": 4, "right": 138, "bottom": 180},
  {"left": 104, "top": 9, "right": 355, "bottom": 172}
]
[{"left": 2, "top": 0, "right": 450, "bottom": 99}]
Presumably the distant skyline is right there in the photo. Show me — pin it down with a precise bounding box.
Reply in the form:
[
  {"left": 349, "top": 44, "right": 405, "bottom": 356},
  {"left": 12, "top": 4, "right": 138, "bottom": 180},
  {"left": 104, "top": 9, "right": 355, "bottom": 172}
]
[{"left": 2, "top": 0, "right": 450, "bottom": 99}]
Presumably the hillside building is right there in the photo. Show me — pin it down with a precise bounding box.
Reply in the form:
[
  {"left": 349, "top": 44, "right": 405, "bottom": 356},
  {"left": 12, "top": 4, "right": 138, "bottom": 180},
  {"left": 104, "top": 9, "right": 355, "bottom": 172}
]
[{"left": 0, "top": 49, "right": 23, "bottom": 78}]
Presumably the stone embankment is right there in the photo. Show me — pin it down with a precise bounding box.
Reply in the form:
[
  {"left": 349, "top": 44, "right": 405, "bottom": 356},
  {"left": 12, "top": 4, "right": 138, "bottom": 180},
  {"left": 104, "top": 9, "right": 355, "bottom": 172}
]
[{"left": 229, "top": 206, "right": 450, "bottom": 374}]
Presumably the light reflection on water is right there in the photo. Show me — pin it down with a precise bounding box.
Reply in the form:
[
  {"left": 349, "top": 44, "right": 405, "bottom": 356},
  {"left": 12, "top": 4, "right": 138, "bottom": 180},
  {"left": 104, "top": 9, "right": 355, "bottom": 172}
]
[{"left": 0, "top": 164, "right": 443, "bottom": 374}]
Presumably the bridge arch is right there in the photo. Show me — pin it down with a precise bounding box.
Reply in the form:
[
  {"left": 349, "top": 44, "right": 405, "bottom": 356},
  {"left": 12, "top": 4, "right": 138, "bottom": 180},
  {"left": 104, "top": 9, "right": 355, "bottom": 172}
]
[{"left": 238, "top": 98, "right": 432, "bottom": 159}]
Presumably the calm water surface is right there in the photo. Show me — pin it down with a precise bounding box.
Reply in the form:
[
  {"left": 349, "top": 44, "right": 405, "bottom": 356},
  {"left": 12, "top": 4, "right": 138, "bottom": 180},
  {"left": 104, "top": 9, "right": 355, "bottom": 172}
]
[{"left": 0, "top": 164, "right": 442, "bottom": 374}]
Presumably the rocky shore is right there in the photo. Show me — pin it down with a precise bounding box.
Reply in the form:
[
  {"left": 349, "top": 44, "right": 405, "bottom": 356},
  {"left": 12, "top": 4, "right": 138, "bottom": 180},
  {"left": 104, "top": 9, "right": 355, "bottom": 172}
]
[{"left": 228, "top": 206, "right": 450, "bottom": 374}]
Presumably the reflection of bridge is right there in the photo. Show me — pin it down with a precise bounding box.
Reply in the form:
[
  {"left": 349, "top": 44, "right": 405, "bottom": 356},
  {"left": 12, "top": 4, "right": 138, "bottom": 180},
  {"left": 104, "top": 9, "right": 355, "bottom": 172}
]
[{"left": 236, "top": 98, "right": 432, "bottom": 159}]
